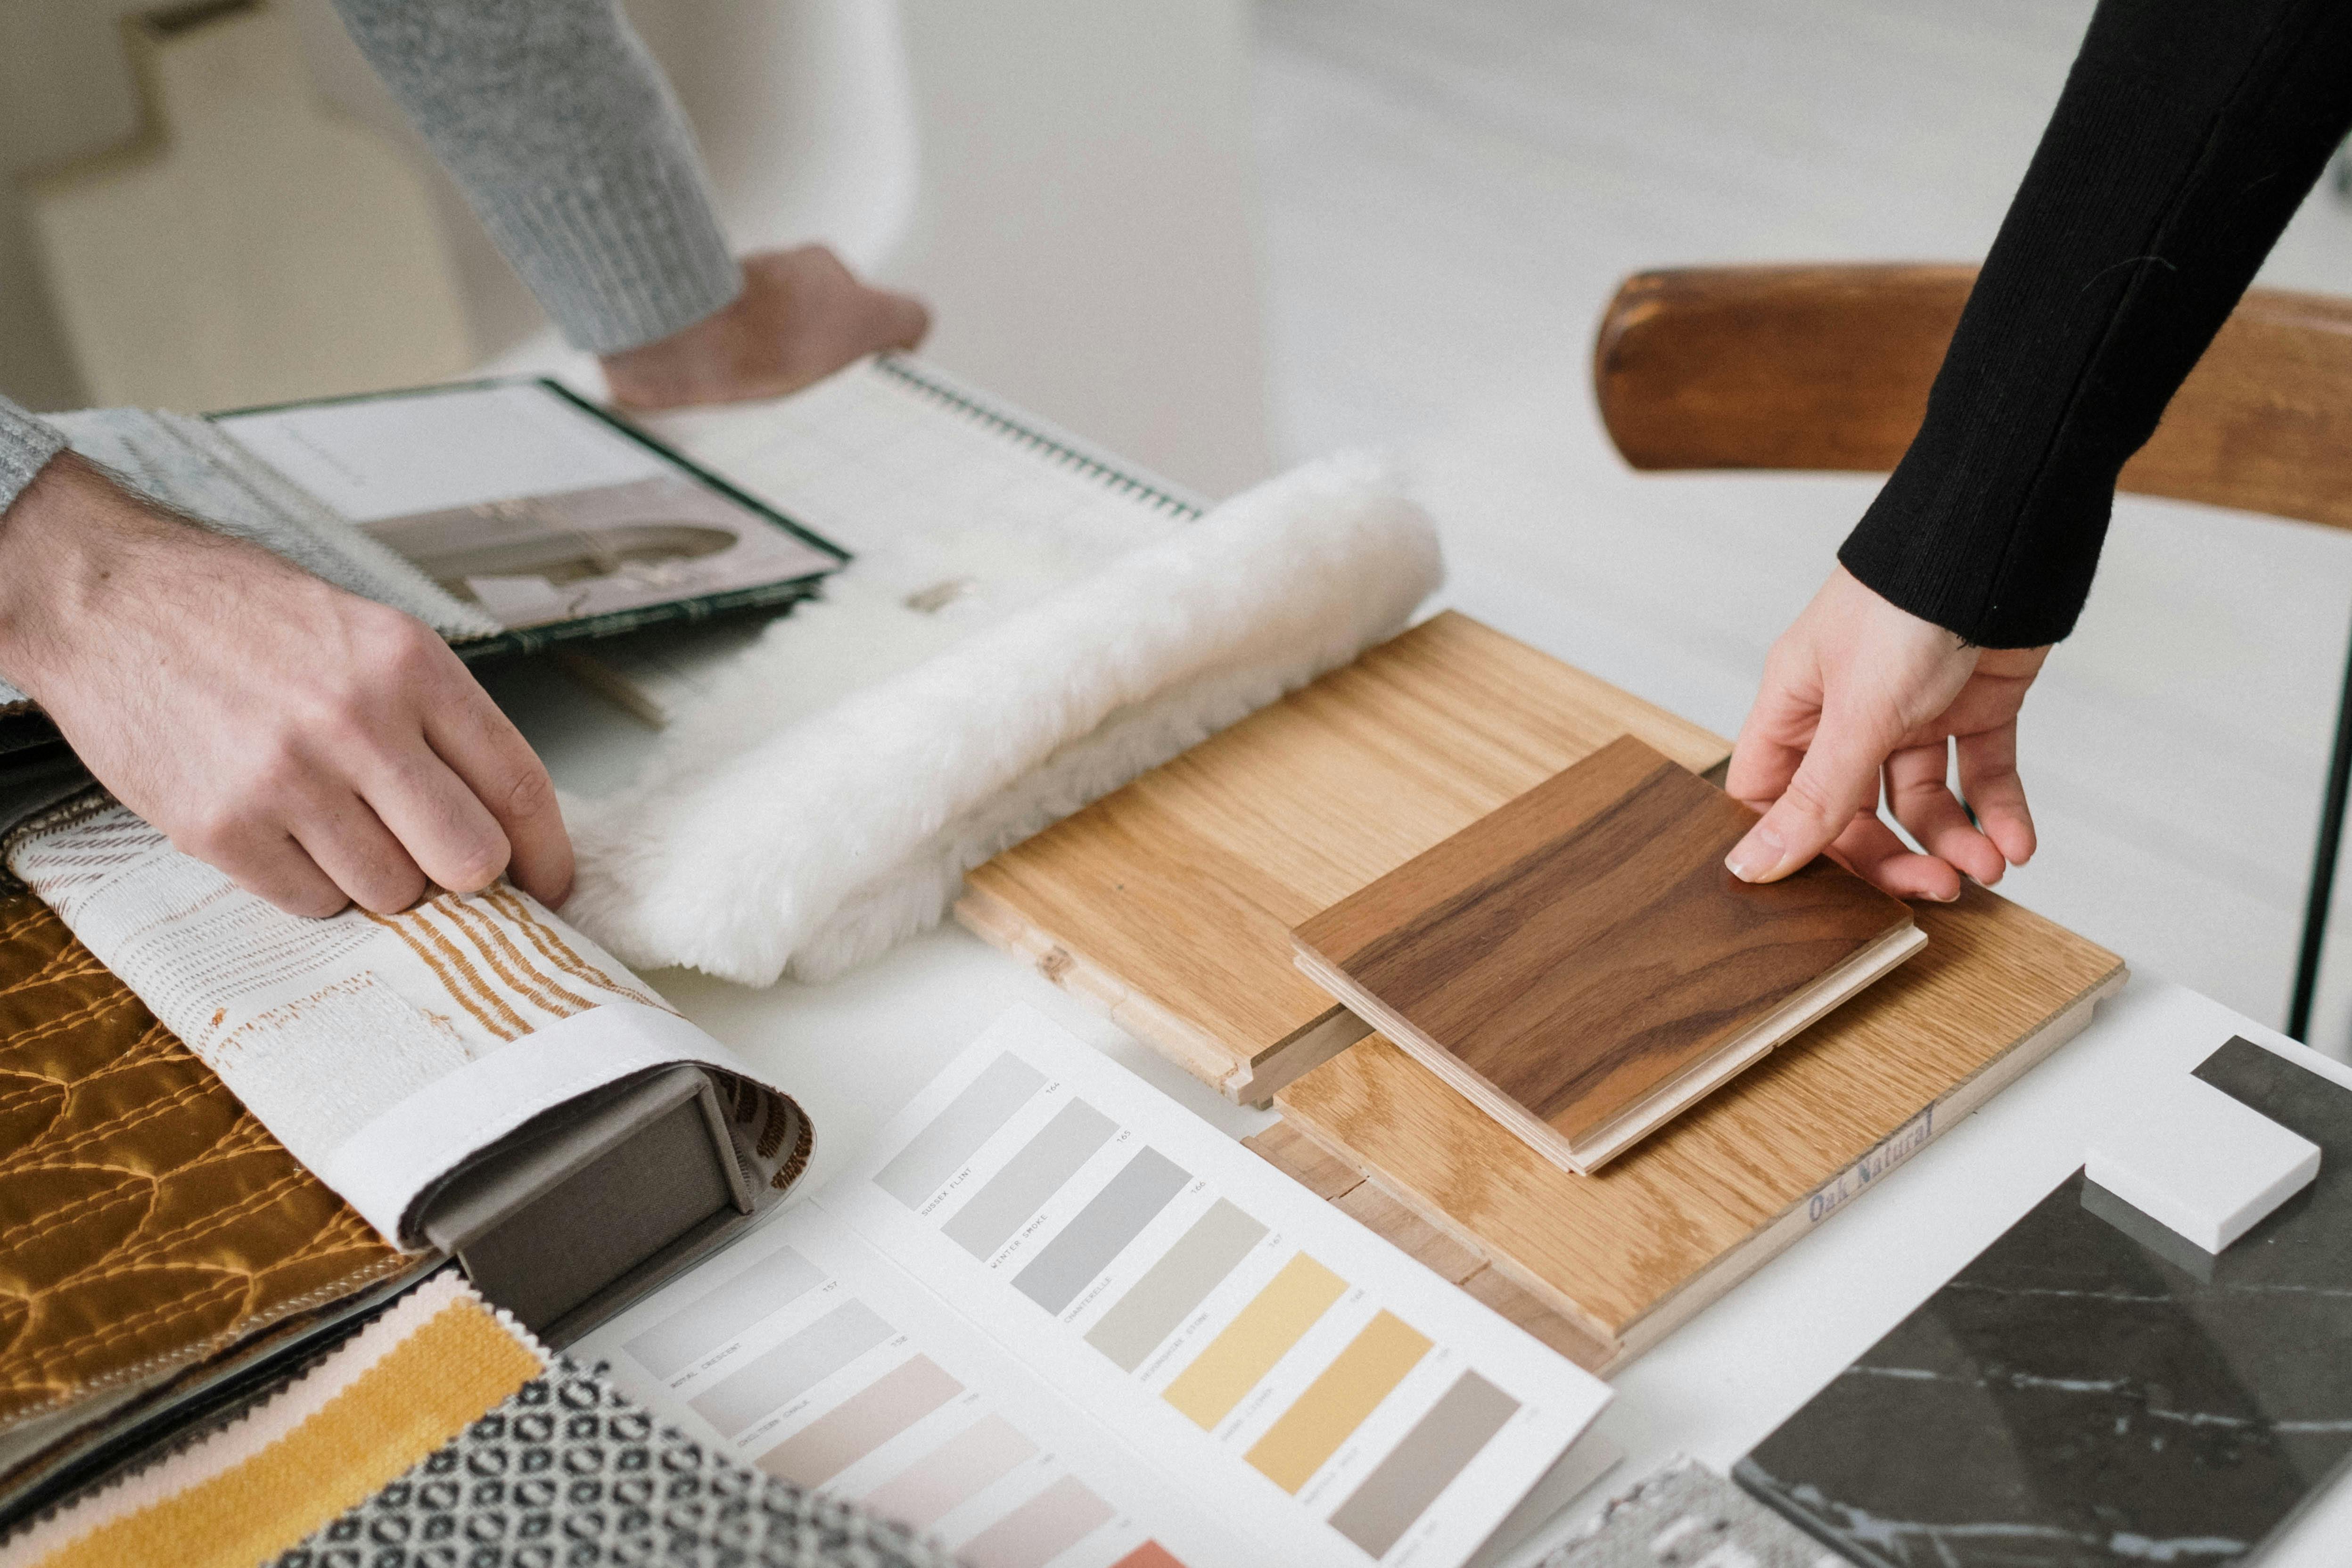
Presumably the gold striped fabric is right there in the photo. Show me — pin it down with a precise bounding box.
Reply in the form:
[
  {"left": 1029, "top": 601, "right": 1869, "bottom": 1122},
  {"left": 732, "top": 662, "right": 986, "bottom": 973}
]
[{"left": 9, "top": 1272, "right": 543, "bottom": 1568}]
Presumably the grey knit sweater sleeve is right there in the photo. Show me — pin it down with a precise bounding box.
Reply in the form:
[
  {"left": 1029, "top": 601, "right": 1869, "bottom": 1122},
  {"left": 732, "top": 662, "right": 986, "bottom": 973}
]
[
  {"left": 329, "top": 0, "right": 741, "bottom": 355},
  {"left": 0, "top": 396, "right": 67, "bottom": 519},
  {"left": 0, "top": 1, "right": 736, "bottom": 515}
]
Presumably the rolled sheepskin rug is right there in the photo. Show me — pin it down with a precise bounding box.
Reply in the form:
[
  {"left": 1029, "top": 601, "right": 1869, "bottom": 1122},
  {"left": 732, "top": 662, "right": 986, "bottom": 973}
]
[{"left": 562, "top": 453, "right": 1444, "bottom": 985}]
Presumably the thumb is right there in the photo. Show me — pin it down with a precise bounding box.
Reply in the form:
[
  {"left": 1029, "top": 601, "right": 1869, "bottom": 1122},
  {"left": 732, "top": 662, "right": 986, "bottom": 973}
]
[{"left": 1726, "top": 703, "right": 1895, "bottom": 883}]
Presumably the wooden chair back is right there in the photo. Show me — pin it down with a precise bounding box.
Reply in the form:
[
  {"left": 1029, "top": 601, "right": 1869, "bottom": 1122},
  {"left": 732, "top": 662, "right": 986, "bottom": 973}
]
[{"left": 1593, "top": 263, "right": 2352, "bottom": 531}]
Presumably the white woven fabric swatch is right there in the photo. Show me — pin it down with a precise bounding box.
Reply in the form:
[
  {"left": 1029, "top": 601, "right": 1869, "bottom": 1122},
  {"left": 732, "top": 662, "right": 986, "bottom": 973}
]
[{"left": 5, "top": 803, "right": 808, "bottom": 1246}]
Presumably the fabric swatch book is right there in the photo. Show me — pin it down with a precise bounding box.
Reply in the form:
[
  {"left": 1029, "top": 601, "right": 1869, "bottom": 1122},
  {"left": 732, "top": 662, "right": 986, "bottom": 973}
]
[
  {"left": 0, "top": 801, "right": 817, "bottom": 1529},
  {"left": 1291, "top": 735, "right": 1924, "bottom": 1174},
  {"left": 575, "top": 1006, "right": 1613, "bottom": 1568}
]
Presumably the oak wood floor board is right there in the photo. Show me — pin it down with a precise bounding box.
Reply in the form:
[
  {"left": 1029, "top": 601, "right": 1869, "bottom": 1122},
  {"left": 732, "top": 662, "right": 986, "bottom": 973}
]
[
  {"left": 1294, "top": 735, "right": 1919, "bottom": 1171},
  {"left": 1275, "top": 885, "right": 2126, "bottom": 1356},
  {"left": 960, "top": 612, "right": 1732, "bottom": 1100},
  {"left": 1241, "top": 1121, "right": 1616, "bottom": 1372}
]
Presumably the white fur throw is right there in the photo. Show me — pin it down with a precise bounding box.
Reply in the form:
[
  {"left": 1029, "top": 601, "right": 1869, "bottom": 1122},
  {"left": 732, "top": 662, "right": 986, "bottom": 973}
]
[{"left": 563, "top": 454, "right": 1443, "bottom": 985}]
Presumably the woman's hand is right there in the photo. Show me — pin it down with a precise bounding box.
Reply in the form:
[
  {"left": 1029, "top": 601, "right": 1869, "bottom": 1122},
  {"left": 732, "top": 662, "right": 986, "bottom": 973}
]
[{"left": 1726, "top": 565, "right": 2048, "bottom": 902}]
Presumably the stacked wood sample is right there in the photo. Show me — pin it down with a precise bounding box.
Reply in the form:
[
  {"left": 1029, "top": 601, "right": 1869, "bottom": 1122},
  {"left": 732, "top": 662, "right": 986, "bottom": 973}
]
[
  {"left": 960, "top": 612, "right": 1731, "bottom": 1102},
  {"left": 1277, "top": 885, "right": 2119, "bottom": 1364},
  {"left": 960, "top": 610, "right": 2125, "bottom": 1369},
  {"left": 1293, "top": 735, "right": 1921, "bottom": 1173}
]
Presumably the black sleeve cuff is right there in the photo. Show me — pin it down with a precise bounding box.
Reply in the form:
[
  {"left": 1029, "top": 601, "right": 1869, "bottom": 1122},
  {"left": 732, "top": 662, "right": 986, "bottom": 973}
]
[{"left": 1838, "top": 0, "right": 2352, "bottom": 649}]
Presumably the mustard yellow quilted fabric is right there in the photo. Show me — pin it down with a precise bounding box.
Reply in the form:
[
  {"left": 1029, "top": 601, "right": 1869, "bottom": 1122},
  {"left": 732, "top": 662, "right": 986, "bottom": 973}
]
[{"left": 0, "top": 891, "right": 406, "bottom": 1428}]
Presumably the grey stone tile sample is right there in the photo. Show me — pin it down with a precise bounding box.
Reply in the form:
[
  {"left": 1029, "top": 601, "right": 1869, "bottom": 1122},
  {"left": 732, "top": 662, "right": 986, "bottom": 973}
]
[
  {"left": 1735, "top": 1035, "right": 2352, "bottom": 1567},
  {"left": 1541, "top": 1456, "right": 1842, "bottom": 1568}
]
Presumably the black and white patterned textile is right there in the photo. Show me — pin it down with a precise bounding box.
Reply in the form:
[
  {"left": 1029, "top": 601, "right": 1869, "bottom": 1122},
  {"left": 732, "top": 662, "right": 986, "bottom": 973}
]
[{"left": 275, "top": 1358, "right": 951, "bottom": 1568}]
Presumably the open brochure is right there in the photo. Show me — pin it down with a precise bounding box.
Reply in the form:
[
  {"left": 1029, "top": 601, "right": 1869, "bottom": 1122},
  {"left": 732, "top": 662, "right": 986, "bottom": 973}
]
[{"left": 577, "top": 1007, "right": 1612, "bottom": 1568}]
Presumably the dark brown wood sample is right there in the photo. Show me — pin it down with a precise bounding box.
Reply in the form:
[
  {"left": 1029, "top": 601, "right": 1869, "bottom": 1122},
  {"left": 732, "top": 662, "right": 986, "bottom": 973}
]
[{"left": 1293, "top": 735, "right": 1920, "bottom": 1172}]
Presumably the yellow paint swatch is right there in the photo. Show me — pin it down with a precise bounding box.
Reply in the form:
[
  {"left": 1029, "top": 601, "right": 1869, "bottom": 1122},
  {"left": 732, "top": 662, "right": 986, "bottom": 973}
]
[
  {"left": 1163, "top": 1253, "right": 1346, "bottom": 1429},
  {"left": 1245, "top": 1310, "right": 1431, "bottom": 1492}
]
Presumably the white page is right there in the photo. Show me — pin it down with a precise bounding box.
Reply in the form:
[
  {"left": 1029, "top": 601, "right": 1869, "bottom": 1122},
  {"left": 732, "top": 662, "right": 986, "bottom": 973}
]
[
  {"left": 216, "top": 383, "right": 670, "bottom": 522},
  {"left": 576, "top": 1206, "right": 1242, "bottom": 1568},
  {"left": 818, "top": 1007, "right": 1611, "bottom": 1568}
]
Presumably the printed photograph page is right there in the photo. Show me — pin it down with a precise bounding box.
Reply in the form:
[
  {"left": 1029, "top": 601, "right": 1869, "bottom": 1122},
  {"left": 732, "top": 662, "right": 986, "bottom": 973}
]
[
  {"left": 819, "top": 1006, "right": 1613, "bottom": 1568},
  {"left": 576, "top": 1202, "right": 1242, "bottom": 1568},
  {"left": 214, "top": 383, "right": 839, "bottom": 629}
]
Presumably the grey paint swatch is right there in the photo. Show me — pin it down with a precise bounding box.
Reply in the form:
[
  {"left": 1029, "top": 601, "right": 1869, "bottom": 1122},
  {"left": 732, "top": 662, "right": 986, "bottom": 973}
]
[
  {"left": 1328, "top": 1371, "right": 1520, "bottom": 1558},
  {"left": 1084, "top": 1198, "right": 1268, "bottom": 1371},
  {"left": 941, "top": 1098, "right": 1118, "bottom": 1260},
  {"left": 1013, "top": 1147, "right": 1192, "bottom": 1314},
  {"left": 874, "top": 1052, "right": 1046, "bottom": 1207},
  {"left": 625, "top": 1246, "right": 827, "bottom": 1379},
  {"left": 690, "top": 1300, "right": 895, "bottom": 1437}
]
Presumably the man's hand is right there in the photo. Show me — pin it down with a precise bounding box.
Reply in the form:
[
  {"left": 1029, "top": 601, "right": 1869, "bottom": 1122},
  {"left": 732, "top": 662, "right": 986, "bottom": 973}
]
[
  {"left": 1726, "top": 565, "right": 2048, "bottom": 902},
  {"left": 600, "top": 245, "right": 930, "bottom": 409},
  {"left": 0, "top": 454, "right": 571, "bottom": 917}
]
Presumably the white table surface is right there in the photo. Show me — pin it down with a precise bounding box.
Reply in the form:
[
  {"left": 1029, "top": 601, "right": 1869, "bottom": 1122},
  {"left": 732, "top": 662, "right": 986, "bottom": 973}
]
[
  {"left": 665, "top": 945, "right": 2352, "bottom": 1567},
  {"left": 495, "top": 660, "right": 2352, "bottom": 1567}
]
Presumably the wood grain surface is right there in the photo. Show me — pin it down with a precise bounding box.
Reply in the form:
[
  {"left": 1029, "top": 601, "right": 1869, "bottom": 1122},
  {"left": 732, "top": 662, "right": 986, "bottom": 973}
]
[
  {"left": 1277, "top": 883, "right": 2124, "bottom": 1354},
  {"left": 1297, "top": 736, "right": 1912, "bottom": 1148},
  {"left": 959, "top": 612, "right": 1731, "bottom": 1100},
  {"left": 1242, "top": 1121, "right": 1617, "bottom": 1372},
  {"left": 1593, "top": 263, "right": 2352, "bottom": 533},
  {"left": 962, "top": 607, "right": 2121, "bottom": 1367}
]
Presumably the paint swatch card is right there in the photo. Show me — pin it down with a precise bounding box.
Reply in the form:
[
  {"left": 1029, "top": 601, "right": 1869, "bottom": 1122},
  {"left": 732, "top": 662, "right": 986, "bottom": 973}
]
[
  {"left": 581, "top": 1007, "right": 1610, "bottom": 1568},
  {"left": 581, "top": 1204, "right": 1241, "bottom": 1568}
]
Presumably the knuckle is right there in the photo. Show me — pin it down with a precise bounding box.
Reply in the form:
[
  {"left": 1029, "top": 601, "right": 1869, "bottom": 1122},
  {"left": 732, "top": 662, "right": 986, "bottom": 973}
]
[
  {"left": 246, "top": 740, "right": 313, "bottom": 802},
  {"left": 441, "top": 839, "right": 510, "bottom": 894},
  {"left": 503, "top": 763, "right": 556, "bottom": 822},
  {"left": 287, "top": 887, "right": 351, "bottom": 919},
  {"left": 356, "top": 867, "right": 430, "bottom": 916},
  {"left": 375, "top": 616, "right": 446, "bottom": 679},
  {"left": 173, "top": 804, "right": 254, "bottom": 863},
  {"left": 1780, "top": 772, "right": 1842, "bottom": 823}
]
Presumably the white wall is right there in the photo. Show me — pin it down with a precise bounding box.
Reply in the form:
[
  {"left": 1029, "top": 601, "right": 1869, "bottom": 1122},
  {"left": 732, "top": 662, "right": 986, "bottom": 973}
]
[{"left": 2, "top": 0, "right": 1271, "bottom": 497}]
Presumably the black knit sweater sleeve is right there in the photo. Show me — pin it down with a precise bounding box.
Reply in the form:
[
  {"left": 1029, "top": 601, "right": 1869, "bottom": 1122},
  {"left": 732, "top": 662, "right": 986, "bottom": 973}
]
[{"left": 1839, "top": 0, "right": 2352, "bottom": 649}]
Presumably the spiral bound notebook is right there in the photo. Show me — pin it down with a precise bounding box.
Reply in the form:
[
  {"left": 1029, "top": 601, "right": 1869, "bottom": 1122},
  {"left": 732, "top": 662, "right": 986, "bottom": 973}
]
[{"left": 568, "top": 354, "right": 1209, "bottom": 726}]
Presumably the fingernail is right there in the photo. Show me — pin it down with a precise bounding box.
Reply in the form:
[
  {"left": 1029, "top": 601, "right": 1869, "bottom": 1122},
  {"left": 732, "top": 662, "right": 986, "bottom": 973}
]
[
  {"left": 1726, "top": 825, "right": 1784, "bottom": 882},
  {"left": 1936, "top": 889, "right": 1961, "bottom": 903}
]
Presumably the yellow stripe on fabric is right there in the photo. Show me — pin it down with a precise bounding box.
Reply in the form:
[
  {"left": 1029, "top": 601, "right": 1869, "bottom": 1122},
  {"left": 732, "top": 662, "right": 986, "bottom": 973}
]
[
  {"left": 1244, "top": 1310, "right": 1431, "bottom": 1492},
  {"left": 1162, "top": 1253, "right": 1346, "bottom": 1430},
  {"left": 40, "top": 1299, "right": 540, "bottom": 1568}
]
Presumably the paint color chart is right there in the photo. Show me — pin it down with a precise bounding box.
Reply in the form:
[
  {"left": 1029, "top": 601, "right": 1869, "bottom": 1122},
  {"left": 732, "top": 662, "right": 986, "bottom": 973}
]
[
  {"left": 584, "top": 1206, "right": 1242, "bottom": 1568},
  {"left": 584, "top": 1008, "right": 1608, "bottom": 1568},
  {"left": 829, "top": 1009, "right": 1610, "bottom": 1566}
]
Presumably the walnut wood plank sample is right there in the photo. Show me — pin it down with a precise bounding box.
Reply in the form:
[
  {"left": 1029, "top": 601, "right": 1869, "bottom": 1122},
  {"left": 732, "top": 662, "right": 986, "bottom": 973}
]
[
  {"left": 1276, "top": 885, "right": 2124, "bottom": 1362},
  {"left": 1294, "top": 736, "right": 1921, "bottom": 1172},
  {"left": 959, "top": 612, "right": 1733, "bottom": 1101}
]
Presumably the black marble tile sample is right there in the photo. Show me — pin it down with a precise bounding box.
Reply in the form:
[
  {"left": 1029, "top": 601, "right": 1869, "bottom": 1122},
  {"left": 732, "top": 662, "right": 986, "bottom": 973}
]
[{"left": 1734, "top": 1036, "right": 2352, "bottom": 1567}]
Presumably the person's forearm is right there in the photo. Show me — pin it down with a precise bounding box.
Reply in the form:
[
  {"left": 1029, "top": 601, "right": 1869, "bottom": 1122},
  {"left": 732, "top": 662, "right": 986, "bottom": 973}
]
[
  {"left": 1840, "top": 0, "right": 2352, "bottom": 649},
  {"left": 329, "top": 0, "right": 740, "bottom": 354}
]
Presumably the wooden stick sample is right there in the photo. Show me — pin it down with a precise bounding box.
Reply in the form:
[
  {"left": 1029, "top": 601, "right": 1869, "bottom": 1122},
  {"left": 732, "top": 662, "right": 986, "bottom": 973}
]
[
  {"left": 1294, "top": 736, "right": 1919, "bottom": 1172},
  {"left": 1276, "top": 885, "right": 2124, "bottom": 1360},
  {"left": 959, "top": 612, "right": 1732, "bottom": 1102}
]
